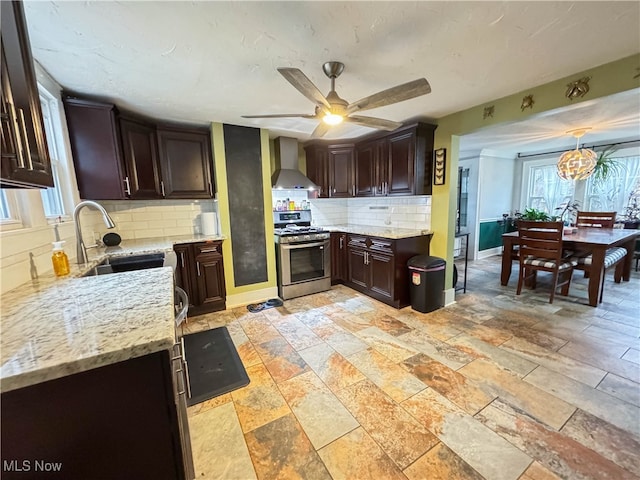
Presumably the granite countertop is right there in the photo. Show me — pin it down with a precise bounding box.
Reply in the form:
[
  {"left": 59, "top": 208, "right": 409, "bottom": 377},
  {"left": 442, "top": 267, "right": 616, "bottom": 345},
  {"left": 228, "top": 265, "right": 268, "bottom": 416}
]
[
  {"left": 322, "top": 224, "right": 432, "bottom": 239},
  {"left": 0, "top": 234, "right": 224, "bottom": 393}
]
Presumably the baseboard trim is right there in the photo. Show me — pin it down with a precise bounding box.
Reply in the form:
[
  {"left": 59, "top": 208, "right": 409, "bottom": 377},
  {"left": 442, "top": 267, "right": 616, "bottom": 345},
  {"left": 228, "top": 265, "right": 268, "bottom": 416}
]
[
  {"left": 225, "top": 286, "right": 279, "bottom": 310},
  {"left": 444, "top": 287, "right": 456, "bottom": 306},
  {"left": 478, "top": 247, "right": 502, "bottom": 260}
]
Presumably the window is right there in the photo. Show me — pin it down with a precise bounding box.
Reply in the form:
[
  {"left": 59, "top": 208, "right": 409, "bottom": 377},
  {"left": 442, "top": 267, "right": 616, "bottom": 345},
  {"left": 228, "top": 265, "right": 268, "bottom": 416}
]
[
  {"left": 0, "top": 191, "right": 11, "bottom": 220},
  {"left": 526, "top": 163, "right": 574, "bottom": 215},
  {"left": 38, "top": 87, "right": 68, "bottom": 219},
  {"left": 585, "top": 155, "right": 640, "bottom": 217}
]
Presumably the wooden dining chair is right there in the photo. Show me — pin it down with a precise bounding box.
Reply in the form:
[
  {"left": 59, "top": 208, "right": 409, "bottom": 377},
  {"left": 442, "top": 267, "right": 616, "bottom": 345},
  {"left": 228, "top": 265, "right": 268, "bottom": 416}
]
[
  {"left": 516, "top": 220, "right": 577, "bottom": 303},
  {"left": 575, "top": 211, "right": 617, "bottom": 228},
  {"left": 573, "top": 211, "right": 626, "bottom": 303}
]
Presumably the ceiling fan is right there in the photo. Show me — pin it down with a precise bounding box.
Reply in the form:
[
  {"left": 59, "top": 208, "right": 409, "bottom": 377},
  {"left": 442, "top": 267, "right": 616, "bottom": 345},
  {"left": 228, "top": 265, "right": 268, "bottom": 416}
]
[{"left": 242, "top": 61, "right": 431, "bottom": 138}]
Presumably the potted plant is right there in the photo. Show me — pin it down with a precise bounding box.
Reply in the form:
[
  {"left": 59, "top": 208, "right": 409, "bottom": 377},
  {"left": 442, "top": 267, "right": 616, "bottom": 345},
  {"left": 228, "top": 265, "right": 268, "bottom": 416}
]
[
  {"left": 554, "top": 200, "right": 580, "bottom": 225},
  {"left": 590, "top": 146, "right": 625, "bottom": 185},
  {"left": 520, "top": 207, "right": 550, "bottom": 221},
  {"left": 622, "top": 186, "right": 640, "bottom": 229}
]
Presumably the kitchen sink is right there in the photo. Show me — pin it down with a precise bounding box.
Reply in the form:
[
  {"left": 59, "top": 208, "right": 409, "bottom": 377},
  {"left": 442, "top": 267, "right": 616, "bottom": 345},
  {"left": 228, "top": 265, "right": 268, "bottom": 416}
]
[{"left": 82, "top": 253, "right": 166, "bottom": 277}]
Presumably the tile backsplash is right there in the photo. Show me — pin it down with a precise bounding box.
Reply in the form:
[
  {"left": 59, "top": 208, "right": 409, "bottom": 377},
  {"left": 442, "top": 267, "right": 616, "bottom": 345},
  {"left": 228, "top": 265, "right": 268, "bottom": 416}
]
[
  {"left": 82, "top": 199, "right": 218, "bottom": 241},
  {"left": 272, "top": 190, "right": 432, "bottom": 230}
]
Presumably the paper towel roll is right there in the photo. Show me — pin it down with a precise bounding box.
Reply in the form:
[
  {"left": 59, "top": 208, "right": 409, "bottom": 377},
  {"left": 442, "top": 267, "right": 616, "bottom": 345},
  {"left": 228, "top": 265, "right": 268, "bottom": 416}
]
[{"left": 201, "top": 212, "right": 218, "bottom": 236}]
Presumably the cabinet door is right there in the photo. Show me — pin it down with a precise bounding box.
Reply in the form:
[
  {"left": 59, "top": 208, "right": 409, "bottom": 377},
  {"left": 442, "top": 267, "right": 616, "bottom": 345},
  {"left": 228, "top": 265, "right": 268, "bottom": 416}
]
[
  {"left": 347, "top": 247, "right": 368, "bottom": 289},
  {"left": 369, "top": 251, "right": 394, "bottom": 300},
  {"left": 331, "top": 232, "right": 348, "bottom": 283},
  {"left": 0, "top": 2, "right": 53, "bottom": 188},
  {"left": 194, "top": 242, "right": 226, "bottom": 311},
  {"left": 305, "top": 145, "right": 329, "bottom": 197},
  {"left": 120, "top": 117, "right": 162, "bottom": 199},
  {"left": 157, "top": 129, "right": 214, "bottom": 199},
  {"left": 328, "top": 146, "right": 353, "bottom": 197},
  {"left": 387, "top": 129, "right": 416, "bottom": 196},
  {"left": 174, "top": 244, "right": 197, "bottom": 309},
  {"left": 63, "top": 96, "right": 127, "bottom": 199}
]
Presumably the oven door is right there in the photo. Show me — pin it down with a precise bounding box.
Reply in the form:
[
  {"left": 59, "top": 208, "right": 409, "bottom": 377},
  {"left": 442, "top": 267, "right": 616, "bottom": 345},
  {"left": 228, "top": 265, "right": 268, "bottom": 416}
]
[{"left": 279, "top": 239, "right": 330, "bottom": 286}]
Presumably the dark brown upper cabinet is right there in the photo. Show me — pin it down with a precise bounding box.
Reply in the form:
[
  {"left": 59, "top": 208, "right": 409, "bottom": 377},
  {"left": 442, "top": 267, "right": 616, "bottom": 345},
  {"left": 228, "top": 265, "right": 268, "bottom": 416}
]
[
  {"left": 1, "top": 1, "right": 54, "bottom": 188},
  {"left": 119, "top": 117, "right": 162, "bottom": 199},
  {"left": 64, "top": 93, "right": 215, "bottom": 200},
  {"left": 304, "top": 143, "right": 354, "bottom": 198},
  {"left": 304, "top": 144, "right": 329, "bottom": 197},
  {"left": 307, "top": 122, "right": 436, "bottom": 198},
  {"left": 63, "top": 96, "right": 128, "bottom": 200},
  {"left": 157, "top": 128, "right": 214, "bottom": 199}
]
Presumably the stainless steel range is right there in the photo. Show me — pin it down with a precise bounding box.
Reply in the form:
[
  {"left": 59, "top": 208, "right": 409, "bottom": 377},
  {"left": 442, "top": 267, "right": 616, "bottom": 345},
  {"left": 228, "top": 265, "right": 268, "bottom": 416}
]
[{"left": 274, "top": 211, "right": 331, "bottom": 300}]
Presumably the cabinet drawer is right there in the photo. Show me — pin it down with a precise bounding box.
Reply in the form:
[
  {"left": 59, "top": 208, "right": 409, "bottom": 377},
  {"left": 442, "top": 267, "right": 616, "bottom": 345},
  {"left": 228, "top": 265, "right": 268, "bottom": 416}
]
[
  {"left": 369, "top": 237, "right": 394, "bottom": 254},
  {"left": 348, "top": 235, "right": 367, "bottom": 249},
  {"left": 194, "top": 241, "right": 222, "bottom": 256}
]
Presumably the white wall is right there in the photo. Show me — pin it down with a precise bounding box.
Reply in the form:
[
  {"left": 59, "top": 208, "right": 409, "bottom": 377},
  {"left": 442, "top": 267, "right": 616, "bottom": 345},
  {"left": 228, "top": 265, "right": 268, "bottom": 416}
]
[{"left": 478, "top": 150, "right": 517, "bottom": 220}]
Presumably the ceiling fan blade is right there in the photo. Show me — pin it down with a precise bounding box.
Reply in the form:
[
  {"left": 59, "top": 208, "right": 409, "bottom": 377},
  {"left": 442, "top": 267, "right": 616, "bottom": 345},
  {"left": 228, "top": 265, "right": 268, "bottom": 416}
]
[
  {"left": 277, "top": 67, "right": 331, "bottom": 111},
  {"left": 346, "top": 78, "right": 431, "bottom": 114},
  {"left": 345, "top": 115, "right": 402, "bottom": 131},
  {"left": 241, "top": 113, "right": 316, "bottom": 119},
  {"left": 310, "top": 122, "right": 331, "bottom": 138}
]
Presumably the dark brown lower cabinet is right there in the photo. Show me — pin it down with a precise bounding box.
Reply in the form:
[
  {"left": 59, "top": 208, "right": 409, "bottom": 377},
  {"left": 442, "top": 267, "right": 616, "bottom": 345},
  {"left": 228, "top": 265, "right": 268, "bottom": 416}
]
[
  {"left": 346, "top": 233, "right": 431, "bottom": 308},
  {"left": 174, "top": 240, "right": 226, "bottom": 315},
  {"left": 0, "top": 349, "right": 194, "bottom": 480},
  {"left": 331, "top": 232, "right": 348, "bottom": 284}
]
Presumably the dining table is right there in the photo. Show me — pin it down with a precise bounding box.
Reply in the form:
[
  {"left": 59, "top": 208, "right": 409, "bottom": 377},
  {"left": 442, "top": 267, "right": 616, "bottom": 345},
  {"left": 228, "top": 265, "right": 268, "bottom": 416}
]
[{"left": 501, "top": 228, "right": 640, "bottom": 307}]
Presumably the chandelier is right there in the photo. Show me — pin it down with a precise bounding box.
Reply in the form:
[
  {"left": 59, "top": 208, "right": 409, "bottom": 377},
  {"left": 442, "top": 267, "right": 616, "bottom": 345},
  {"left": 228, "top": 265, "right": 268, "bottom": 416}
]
[{"left": 556, "top": 128, "right": 597, "bottom": 181}]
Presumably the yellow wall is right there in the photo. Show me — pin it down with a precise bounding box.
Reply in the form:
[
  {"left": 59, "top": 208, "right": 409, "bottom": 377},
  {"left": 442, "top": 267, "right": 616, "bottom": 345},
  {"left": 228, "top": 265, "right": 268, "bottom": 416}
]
[
  {"left": 431, "top": 53, "right": 640, "bottom": 287},
  {"left": 211, "top": 123, "right": 277, "bottom": 299}
]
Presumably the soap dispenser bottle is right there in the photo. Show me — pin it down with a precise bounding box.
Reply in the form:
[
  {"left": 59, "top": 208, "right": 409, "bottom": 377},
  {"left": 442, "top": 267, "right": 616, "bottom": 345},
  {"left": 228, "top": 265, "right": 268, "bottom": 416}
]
[{"left": 52, "top": 241, "right": 70, "bottom": 277}]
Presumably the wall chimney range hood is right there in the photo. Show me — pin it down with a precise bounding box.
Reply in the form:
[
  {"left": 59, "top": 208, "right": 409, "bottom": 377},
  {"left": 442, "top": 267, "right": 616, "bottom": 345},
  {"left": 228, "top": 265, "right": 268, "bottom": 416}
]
[{"left": 272, "top": 137, "right": 318, "bottom": 190}]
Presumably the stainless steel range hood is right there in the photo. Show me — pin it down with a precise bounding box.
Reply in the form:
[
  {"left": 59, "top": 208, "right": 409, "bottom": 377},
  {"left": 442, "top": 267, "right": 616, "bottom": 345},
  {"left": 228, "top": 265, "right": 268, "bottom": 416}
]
[{"left": 272, "top": 137, "right": 318, "bottom": 190}]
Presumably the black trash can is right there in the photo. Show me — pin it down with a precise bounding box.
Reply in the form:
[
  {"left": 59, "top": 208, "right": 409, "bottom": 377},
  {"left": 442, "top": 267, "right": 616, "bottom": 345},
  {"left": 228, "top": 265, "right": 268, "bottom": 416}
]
[{"left": 407, "top": 255, "right": 446, "bottom": 313}]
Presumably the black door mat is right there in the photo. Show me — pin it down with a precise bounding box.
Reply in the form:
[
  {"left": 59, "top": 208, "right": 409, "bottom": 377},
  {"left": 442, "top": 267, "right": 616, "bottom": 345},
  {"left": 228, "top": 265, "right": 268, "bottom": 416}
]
[
  {"left": 182, "top": 327, "right": 250, "bottom": 407},
  {"left": 247, "top": 298, "right": 283, "bottom": 313}
]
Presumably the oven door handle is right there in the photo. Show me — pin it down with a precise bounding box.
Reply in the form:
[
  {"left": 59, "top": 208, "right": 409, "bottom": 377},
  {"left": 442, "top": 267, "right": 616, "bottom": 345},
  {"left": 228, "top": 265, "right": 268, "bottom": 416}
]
[{"left": 281, "top": 241, "right": 327, "bottom": 250}]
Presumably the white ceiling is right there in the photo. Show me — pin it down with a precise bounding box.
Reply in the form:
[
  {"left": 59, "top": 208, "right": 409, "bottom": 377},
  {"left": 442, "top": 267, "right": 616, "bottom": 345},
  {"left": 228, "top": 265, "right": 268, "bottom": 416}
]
[{"left": 23, "top": 1, "right": 640, "bottom": 156}]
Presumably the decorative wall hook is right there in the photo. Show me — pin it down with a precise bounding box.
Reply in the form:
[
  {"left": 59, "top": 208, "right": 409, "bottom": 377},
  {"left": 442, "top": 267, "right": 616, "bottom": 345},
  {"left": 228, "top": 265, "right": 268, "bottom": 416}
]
[
  {"left": 565, "top": 76, "right": 591, "bottom": 100},
  {"left": 483, "top": 105, "right": 494, "bottom": 119},
  {"left": 520, "top": 94, "right": 534, "bottom": 111}
]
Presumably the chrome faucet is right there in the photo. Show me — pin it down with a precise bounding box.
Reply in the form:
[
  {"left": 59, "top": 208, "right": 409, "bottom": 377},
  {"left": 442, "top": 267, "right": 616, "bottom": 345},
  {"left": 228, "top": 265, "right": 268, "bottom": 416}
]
[{"left": 73, "top": 200, "right": 116, "bottom": 264}]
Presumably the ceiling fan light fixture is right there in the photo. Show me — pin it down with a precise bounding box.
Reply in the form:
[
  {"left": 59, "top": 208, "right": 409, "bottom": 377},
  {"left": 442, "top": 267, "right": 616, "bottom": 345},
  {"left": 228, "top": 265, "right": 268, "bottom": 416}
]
[
  {"left": 556, "top": 128, "right": 597, "bottom": 181},
  {"left": 323, "top": 113, "right": 343, "bottom": 125}
]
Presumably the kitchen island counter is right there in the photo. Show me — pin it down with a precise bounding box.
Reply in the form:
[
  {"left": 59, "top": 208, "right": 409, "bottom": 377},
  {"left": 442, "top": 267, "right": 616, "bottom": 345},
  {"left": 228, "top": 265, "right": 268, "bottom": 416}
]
[
  {"left": 322, "top": 224, "right": 432, "bottom": 239},
  {"left": 0, "top": 234, "right": 223, "bottom": 392}
]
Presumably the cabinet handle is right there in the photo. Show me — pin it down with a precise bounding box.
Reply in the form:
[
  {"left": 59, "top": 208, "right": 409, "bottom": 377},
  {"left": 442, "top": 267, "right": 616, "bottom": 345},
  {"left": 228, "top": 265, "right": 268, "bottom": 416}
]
[
  {"left": 175, "top": 366, "right": 186, "bottom": 396},
  {"left": 6, "top": 103, "right": 26, "bottom": 169},
  {"left": 123, "top": 176, "right": 131, "bottom": 196},
  {"left": 196, "top": 261, "right": 201, "bottom": 276},
  {"left": 180, "top": 251, "right": 185, "bottom": 268},
  {"left": 160, "top": 181, "right": 165, "bottom": 197},
  {"left": 183, "top": 358, "right": 192, "bottom": 398},
  {"left": 328, "top": 185, "right": 332, "bottom": 197},
  {"left": 181, "top": 337, "right": 192, "bottom": 398},
  {"left": 384, "top": 182, "right": 388, "bottom": 195},
  {"left": 208, "top": 182, "right": 213, "bottom": 197},
  {"left": 339, "top": 237, "right": 344, "bottom": 249},
  {"left": 17, "top": 109, "right": 33, "bottom": 170},
  {"left": 352, "top": 184, "right": 355, "bottom": 196}
]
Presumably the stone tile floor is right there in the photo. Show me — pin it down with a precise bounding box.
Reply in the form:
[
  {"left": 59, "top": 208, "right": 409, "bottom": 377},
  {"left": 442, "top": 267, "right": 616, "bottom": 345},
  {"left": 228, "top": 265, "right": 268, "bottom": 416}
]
[{"left": 183, "top": 255, "right": 640, "bottom": 480}]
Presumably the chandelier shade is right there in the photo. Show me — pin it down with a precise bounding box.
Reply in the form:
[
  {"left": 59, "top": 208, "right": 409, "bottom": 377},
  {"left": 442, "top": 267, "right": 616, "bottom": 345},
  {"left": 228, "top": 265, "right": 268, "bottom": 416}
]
[
  {"left": 556, "top": 148, "right": 597, "bottom": 180},
  {"left": 556, "top": 127, "right": 597, "bottom": 181}
]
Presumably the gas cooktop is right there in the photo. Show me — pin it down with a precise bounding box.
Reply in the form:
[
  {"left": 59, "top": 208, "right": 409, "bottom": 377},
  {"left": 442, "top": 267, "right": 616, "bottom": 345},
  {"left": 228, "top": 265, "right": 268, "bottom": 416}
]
[{"left": 273, "top": 225, "right": 327, "bottom": 236}]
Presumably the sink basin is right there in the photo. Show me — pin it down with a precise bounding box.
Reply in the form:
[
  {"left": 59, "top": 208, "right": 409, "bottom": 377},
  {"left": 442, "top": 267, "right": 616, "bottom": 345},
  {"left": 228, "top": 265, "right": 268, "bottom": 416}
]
[{"left": 82, "top": 253, "right": 166, "bottom": 277}]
